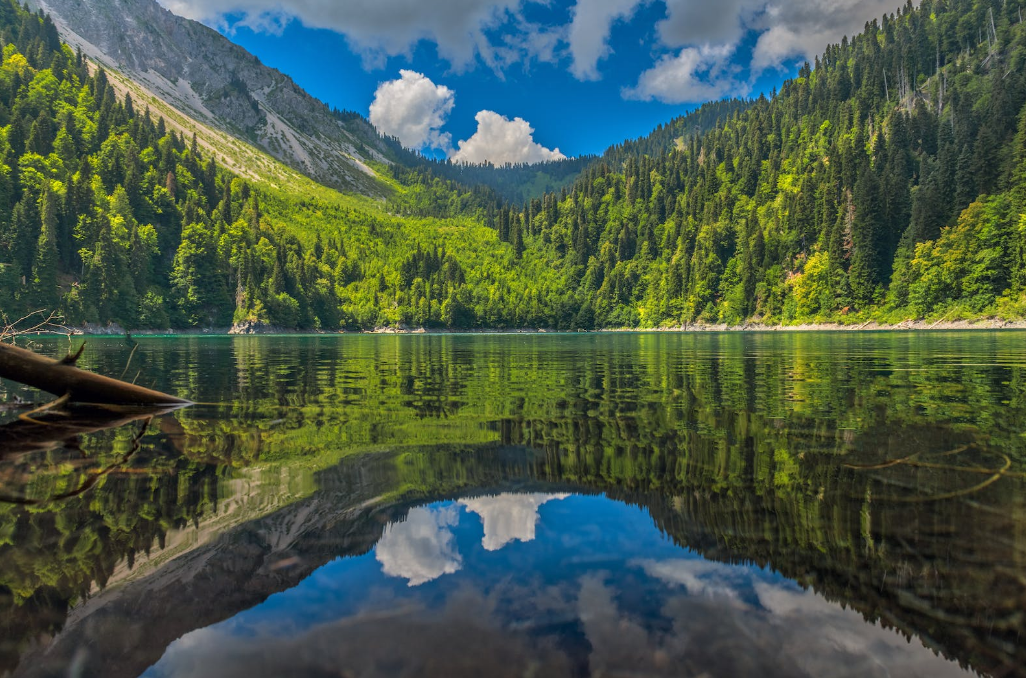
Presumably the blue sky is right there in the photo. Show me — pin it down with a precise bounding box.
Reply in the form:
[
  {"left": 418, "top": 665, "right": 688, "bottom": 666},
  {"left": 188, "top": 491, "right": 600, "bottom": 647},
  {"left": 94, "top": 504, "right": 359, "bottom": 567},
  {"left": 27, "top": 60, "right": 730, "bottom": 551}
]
[{"left": 157, "top": 0, "right": 906, "bottom": 163}]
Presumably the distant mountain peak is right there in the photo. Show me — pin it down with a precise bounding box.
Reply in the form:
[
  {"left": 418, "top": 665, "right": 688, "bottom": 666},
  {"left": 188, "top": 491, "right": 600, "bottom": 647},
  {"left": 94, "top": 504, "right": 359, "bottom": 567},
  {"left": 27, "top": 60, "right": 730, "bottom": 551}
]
[{"left": 29, "top": 0, "right": 397, "bottom": 195}]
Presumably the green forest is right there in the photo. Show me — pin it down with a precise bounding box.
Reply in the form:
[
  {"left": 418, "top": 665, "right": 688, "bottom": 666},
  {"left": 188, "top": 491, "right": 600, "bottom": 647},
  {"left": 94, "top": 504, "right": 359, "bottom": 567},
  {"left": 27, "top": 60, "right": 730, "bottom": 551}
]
[{"left": 1, "top": 0, "right": 1025, "bottom": 330}]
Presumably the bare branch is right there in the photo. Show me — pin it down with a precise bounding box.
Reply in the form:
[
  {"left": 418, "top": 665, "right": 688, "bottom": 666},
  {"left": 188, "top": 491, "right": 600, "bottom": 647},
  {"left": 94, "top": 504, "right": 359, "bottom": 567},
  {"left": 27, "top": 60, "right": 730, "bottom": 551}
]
[{"left": 0, "top": 310, "right": 73, "bottom": 344}]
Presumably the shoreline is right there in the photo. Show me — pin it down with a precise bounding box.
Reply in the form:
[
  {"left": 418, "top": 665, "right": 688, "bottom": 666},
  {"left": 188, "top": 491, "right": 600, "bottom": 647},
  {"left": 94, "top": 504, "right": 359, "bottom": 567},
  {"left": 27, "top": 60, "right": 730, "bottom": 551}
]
[{"left": 46, "top": 318, "right": 1026, "bottom": 337}]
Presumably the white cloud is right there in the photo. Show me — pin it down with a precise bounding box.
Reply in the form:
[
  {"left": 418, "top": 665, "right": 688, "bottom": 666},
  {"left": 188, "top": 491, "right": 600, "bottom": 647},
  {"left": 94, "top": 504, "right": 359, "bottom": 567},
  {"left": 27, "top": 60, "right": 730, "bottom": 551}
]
[
  {"left": 566, "top": 0, "right": 647, "bottom": 81},
  {"left": 748, "top": 1, "right": 906, "bottom": 73},
  {"left": 369, "top": 70, "right": 454, "bottom": 152},
  {"left": 622, "top": 43, "right": 744, "bottom": 104},
  {"left": 375, "top": 506, "right": 462, "bottom": 586},
  {"left": 620, "top": 0, "right": 908, "bottom": 102},
  {"left": 159, "top": 0, "right": 913, "bottom": 108},
  {"left": 157, "top": 0, "right": 545, "bottom": 72},
  {"left": 460, "top": 493, "right": 568, "bottom": 551},
  {"left": 656, "top": 0, "right": 752, "bottom": 49},
  {"left": 653, "top": 0, "right": 907, "bottom": 68},
  {"left": 452, "top": 111, "right": 566, "bottom": 166},
  {"left": 633, "top": 558, "right": 749, "bottom": 600}
]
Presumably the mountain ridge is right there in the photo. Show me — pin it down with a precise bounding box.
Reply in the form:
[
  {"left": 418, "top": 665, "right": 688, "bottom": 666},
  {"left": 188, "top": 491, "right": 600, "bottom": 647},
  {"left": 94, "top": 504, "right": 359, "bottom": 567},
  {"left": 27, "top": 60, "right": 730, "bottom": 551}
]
[{"left": 28, "top": 0, "right": 399, "bottom": 196}]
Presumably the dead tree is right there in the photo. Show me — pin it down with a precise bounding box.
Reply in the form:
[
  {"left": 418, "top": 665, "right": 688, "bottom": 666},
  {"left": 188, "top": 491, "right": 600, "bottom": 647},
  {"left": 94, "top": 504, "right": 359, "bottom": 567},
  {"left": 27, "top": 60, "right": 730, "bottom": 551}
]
[{"left": 0, "top": 311, "right": 189, "bottom": 406}]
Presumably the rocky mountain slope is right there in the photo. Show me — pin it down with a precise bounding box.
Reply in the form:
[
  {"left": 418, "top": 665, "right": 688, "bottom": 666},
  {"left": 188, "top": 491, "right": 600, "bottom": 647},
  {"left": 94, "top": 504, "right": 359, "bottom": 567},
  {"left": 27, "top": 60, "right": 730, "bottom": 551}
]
[{"left": 28, "top": 0, "right": 399, "bottom": 195}]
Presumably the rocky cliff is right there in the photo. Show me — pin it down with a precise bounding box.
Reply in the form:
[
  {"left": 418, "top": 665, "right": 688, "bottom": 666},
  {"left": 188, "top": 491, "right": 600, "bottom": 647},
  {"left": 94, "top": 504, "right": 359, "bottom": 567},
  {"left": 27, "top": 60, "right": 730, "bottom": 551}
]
[{"left": 29, "top": 0, "right": 400, "bottom": 195}]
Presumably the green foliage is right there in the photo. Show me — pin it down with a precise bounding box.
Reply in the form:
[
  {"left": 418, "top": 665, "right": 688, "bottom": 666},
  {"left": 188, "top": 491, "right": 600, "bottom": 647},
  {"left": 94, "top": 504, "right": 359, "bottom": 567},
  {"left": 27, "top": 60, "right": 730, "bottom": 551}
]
[
  {"left": 3, "top": 0, "right": 1026, "bottom": 330},
  {"left": 907, "top": 196, "right": 1016, "bottom": 315}
]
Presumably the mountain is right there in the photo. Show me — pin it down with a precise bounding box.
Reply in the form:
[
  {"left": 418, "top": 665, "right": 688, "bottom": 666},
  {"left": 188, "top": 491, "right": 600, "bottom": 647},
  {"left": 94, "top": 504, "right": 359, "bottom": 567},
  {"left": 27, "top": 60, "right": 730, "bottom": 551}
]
[
  {"left": 480, "top": 0, "right": 1026, "bottom": 328},
  {"left": 2, "top": 0, "right": 1026, "bottom": 333},
  {"left": 393, "top": 99, "right": 753, "bottom": 205},
  {"left": 0, "top": 0, "right": 566, "bottom": 333},
  {"left": 27, "top": 0, "right": 398, "bottom": 196}
]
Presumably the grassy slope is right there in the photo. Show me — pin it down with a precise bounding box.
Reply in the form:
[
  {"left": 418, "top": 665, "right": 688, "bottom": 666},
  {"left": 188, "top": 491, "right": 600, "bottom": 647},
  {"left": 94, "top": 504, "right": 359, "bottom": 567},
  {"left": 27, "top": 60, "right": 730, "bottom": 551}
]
[{"left": 98, "top": 55, "right": 570, "bottom": 329}]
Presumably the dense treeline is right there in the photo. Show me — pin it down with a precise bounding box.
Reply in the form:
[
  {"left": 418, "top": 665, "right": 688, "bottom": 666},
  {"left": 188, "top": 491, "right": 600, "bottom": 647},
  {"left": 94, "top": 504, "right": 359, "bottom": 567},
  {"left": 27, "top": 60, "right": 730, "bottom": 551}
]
[
  {"left": 0, "top": 0, "right": 576, "bottom": 331},
  {"left": 0, "top": 0, "right": 358, "bottom": 330},
  {"left": 388, "top": 99, "right": 751, "bottom": 217},
  {"left": 393, "top": 154, "right": 595, "bottom": 205},
  {"left": 599, "top": 98, "right": 752, "bottom": 167},
  {"left": 500, "top": 0, "right": 1026, "bottom": 327}
]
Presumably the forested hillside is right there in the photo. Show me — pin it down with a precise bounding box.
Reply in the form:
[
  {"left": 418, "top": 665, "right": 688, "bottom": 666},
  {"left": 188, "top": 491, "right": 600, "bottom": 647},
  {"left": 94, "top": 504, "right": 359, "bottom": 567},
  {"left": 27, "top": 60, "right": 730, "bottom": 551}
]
[
  {"left": 0, "top": 0, "right": 314, "bottom": 329},
  {"left": 0, "top": 0, "right": 571, "bottom": 331},
  {"left": 2, "top": 0, "right": 1026, "bottom": 331},
  {"left": 392, "top": 99, "right": 751, "bottom": 205},
  {"left": 499, "top": 0, "right": 1026, "bottom": 327},
  {"left": 27, "top": 0, "right": 401, "bottom": 196}
]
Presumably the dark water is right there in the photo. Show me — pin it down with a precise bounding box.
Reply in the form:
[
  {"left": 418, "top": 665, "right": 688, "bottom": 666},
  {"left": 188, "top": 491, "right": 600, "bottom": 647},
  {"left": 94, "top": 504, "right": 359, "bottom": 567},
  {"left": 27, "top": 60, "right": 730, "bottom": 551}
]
[{"left": 1, "top": 333, "right": 1025, "bottom": 678}]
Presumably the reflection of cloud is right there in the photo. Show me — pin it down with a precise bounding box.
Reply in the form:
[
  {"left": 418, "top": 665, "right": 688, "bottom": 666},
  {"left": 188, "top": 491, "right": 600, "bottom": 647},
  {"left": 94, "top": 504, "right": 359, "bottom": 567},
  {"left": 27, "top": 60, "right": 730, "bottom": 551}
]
[
  {"left": 144, "top": 587, "right": 574, "bottom": 678},
  {"left": 375, "top": 506, "right": 461, "bottom": 586},
  {"left": 577, "top": 573, "right": 670, "bottom": 674},
  {"left": 145, "top": 552, "right": 970, "bottom": 678},
  {"left": 633, "top": 557, "right": 746, "bottom": 600},
  {"left": 460, "top": 493, "right": 568, "bottom": 551},
  {"left": 615, "top": 558, "right": 969, "bottom": 678},
  {"left": 752, "top": 582, "right": 968, "bottom": 677}
]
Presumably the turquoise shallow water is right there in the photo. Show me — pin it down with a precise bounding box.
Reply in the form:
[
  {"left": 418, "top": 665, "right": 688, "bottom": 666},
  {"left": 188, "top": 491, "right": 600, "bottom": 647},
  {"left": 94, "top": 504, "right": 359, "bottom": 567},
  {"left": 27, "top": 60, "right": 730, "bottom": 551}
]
[{"left": 1, "top": 332, "right": 1025, "bottom": 677}]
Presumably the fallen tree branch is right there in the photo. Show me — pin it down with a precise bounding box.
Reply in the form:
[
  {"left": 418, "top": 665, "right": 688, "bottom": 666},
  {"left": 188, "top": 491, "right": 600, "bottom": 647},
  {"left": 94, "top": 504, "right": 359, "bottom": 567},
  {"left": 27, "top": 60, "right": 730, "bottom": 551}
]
[
  {"left": 0, "top": 342, "right": 190, "bottom": 406},
  {"left": 1, "top": 310, "right": 189, "bottom": 406}
]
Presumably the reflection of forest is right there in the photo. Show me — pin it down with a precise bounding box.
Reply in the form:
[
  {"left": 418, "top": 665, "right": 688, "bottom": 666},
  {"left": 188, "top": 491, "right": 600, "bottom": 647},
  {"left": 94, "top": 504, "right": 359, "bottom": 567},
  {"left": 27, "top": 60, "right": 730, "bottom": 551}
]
[
  {"left": 2, "top": 333, "right": 1025, "bottom": 677},
  {"left": 4, "top": 432, "right": 1024, "bottom": 678}
]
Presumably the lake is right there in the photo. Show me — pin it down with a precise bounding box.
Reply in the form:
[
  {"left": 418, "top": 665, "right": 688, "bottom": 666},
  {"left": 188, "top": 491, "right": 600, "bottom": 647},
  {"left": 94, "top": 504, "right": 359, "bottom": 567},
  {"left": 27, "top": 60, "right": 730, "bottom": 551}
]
[{"left": 1, "top": 332, "right": 1025, "bottom": 678}]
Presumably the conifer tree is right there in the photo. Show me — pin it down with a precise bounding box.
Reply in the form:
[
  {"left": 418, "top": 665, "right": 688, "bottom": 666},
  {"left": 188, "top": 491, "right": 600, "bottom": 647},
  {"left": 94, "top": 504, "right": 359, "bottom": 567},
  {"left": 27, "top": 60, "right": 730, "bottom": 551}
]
[{"left": 30, "top": 185, "right": 58, "bottom": 308}]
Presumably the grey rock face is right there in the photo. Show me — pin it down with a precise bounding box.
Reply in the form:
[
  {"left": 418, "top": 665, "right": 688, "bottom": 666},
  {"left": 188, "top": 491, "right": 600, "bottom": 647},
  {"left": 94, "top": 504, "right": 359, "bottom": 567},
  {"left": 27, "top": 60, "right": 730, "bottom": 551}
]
[{"left": 30, "top": 0, "right": 398, "bottom": 195}]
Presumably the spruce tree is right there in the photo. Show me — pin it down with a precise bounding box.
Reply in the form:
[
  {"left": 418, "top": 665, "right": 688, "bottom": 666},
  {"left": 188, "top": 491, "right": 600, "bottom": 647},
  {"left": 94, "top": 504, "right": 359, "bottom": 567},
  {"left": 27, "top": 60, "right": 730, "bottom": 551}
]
[
  {"left": 30, "top": 186, "right": 59, "bottom": 309},
  {"left": 850, "top": 163, "right": 884, "bottom": 306}
]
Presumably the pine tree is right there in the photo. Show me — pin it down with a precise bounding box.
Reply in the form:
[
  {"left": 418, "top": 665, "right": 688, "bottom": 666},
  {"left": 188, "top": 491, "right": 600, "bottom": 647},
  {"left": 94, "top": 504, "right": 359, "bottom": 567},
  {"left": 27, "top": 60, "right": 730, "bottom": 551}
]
[
  {"left": 1012, "top": 108, "right": 1026, "bottom": 216},
  {"left": 849, "top": 163, "right": 884, "bottom": 306},
  {"left": 30, "top": 186, "right": 59, "bottom": 308}
]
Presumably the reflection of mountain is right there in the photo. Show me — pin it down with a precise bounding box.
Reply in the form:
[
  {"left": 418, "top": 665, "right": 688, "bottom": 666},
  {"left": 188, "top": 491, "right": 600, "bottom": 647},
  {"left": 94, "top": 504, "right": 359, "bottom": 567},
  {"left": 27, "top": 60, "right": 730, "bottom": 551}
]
[
  {"left": 8, "top": 436, "right": 1024, "bottom": 678},
  {"left": 5, "top": 333, "right": 1026, "bottom": 677}
]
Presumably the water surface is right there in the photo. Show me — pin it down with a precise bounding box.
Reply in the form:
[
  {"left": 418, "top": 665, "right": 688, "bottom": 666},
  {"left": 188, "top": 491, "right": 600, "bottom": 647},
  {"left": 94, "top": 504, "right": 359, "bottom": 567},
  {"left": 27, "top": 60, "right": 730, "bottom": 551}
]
[{"left": 1, "top": 333, "right": 1024, "bottom": 677}]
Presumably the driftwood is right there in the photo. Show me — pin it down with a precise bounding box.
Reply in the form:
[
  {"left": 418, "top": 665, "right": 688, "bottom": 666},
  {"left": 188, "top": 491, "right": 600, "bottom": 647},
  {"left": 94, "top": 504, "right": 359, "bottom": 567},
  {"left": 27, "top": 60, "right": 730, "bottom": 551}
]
[{"left": 0, "top": 342, "right": 190, "bottom": 406}]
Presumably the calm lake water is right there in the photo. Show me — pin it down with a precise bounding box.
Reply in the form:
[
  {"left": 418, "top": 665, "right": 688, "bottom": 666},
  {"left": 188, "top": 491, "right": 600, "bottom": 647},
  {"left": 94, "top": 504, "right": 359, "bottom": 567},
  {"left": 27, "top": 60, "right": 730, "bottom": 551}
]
[{"left": 1, "top": 332, "right": 1025, "bottom": 678}]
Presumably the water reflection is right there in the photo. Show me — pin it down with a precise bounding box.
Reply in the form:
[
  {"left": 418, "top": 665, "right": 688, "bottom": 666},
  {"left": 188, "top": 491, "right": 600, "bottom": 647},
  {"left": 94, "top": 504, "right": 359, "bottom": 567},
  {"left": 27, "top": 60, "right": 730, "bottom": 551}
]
[
  {"left": 1, "top": 333, "right": 1025, "bottom": 677},
  {"left": 140, "top": 494, "right": 968, "bottom": 678},
  {"left": 460, "top": 493, "right": 568, "bottom": 551},
  {"left": 376, "top": 506, "right": 462, "bottom": 586}
]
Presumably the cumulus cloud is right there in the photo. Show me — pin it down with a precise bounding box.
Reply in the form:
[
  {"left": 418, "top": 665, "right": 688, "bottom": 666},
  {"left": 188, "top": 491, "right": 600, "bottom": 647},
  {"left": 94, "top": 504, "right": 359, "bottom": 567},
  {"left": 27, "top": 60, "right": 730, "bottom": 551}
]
[
  {"left": 622, "top": 43, "right": 744, "bottom": 104},
  {"left": 452, "top": 111, "right": 566, "bottom": 166},
  {"left": 656, "top": 0, "right": 748, "bottom": 48},
  {"left": 460, "top": 493, "right": 568, "bottom": 551},
  {"left": 619, "top": 0, "right": 908, "bottom": 102},
  {"left": 369, "top": 70, "right": 454, "bottom": 152},
  {"left": 157, "top": 0, "right": 545, "bottom": 71},
  {"left": 747, "top": 1, "right": 906, "bottom": 73},
  {"left": 653, "top": 0, "right": 907, "bottom": 67},
  {"left": 375, "top": 506, "right": 462, "bottom": 586},
  {"left": 566, "top": 0, "right": 647, "bottom": 81}
]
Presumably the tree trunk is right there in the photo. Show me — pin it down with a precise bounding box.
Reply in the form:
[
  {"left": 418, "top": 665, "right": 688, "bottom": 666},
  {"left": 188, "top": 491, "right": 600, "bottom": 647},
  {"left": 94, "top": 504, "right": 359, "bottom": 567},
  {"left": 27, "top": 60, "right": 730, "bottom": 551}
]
[{"left": 0, "top": 342, "right": 190, "bottom": 406}]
